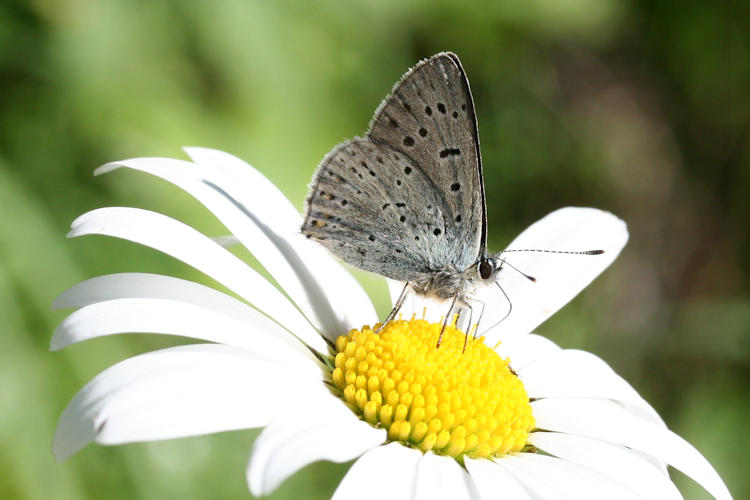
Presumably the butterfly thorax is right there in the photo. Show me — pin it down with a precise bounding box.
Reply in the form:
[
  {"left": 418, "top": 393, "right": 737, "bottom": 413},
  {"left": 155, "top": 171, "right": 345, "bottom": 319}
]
[{"left": 410, "top": 265, "right": 480, "bottom": 300}]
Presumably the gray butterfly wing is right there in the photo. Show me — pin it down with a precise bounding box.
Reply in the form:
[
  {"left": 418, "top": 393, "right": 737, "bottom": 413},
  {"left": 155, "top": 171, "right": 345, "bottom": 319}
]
[
  {"left": 368, "top": 52, "right": 486, "bottom": 269},
  {"left": 302, "top": 53, "right": 485, "bottom": 282},
  {"left": 302, "top": 138, "right": 447, "bottom": 283}
]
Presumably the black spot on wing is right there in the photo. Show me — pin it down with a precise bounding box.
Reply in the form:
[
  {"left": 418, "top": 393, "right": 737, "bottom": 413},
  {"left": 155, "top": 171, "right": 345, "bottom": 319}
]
[{"left": 439, "top": 148, "right": 461, "bottom": 158}]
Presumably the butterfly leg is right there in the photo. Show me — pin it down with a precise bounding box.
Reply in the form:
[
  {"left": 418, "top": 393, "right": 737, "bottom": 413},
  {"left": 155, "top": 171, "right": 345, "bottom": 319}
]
[
  {"left": 457, "top": 302, "right": 474, "bottom": 353},
  {"left": 458, "top": 296, "right": 491, "bottom": 352},
  {"left": 449, "top": 301, "right": 471, "bottom": 333},
  {"left": 462, "top": 295, "right": 487, "bottom": 339},
  {"left": 454, "top": 303, "right": 471, "bottom": 333},
  {"left": 375, "top": 282, "right": 410, "bottom": 333},
  {"left": 436, "top": 294, "right": 460, "bottom": 348}
]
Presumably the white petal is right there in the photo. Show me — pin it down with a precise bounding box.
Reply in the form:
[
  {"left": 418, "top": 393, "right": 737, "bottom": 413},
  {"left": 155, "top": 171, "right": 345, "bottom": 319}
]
[
  {"left": 183, "top": 148, "right": 377, "bottom": 334},
  {"left": 99, "top": 156, "right": 376, "bottom": 337},
  {"left": 180, "top": 148, "right": 299, "bottom": 234},
  {"left": 494, "top": 333, "right": 562, "bottom": 371},
  {"left": 532, "top": 398, "right": 731, "bottom": 500},
  {"left": 464, "top": 457, "right": 532, "bottom": 500},
  {"left": 628, "top": 445, "right": 669, "bottom": 476},
  {"left": 68, "top": 207, "right": 326, "bottom": 351},
  {"left": 475, "top": 207, "right": 628, "bottom": 342},
  {"left": 51, "top": 298, "right": 318, "bottom": 368},
  {"left": 332, "top": 442, "right": 422, "bottom": 500},
  {"left": 497, "top": 452, "right": 639, "bottom": 500},
  {"left": 520, "top": 349, "right": 663, "bottom": 424},
  {"left": 53, "top": 272, "right": 279, "bottom": 321},
  {"left": 415, "top": 452, "right": 478, "bottom": 500},
  {"left": 247, "top": 396, "right": 385, "bottom": 496},
  {"left": 528, "top": 431, "right": 682, "bottom": 500},
  {"left": 53, "top": 344, "right": 325, "bottom": 461}
]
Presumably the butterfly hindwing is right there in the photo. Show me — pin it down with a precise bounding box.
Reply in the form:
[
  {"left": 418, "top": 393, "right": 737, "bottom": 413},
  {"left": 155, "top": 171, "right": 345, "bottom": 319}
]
[{"left": 303, "top": 138, "right": 449, "bottom": 282}]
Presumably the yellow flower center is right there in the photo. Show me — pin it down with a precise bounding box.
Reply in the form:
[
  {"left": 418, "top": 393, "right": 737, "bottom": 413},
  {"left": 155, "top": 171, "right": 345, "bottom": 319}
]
[{"left": 330, "top": 318, "right": 535, "bottom": 459}]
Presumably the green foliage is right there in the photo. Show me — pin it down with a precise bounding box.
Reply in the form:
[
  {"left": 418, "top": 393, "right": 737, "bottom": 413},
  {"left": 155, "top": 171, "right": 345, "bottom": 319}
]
[{"left": 1, "top": 0, "right": 747, "bottom": 498}]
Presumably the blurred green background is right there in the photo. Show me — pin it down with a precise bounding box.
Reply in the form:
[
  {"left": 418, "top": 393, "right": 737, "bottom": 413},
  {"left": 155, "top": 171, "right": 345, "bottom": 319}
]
[{"left": 1, "top": 0, "right": 747, "bottom": 498}]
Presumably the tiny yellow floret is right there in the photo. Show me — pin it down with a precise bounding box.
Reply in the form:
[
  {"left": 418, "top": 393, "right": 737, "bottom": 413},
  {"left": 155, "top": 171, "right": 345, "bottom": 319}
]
[{"left": 330, "top": 319, "right": 534, "bottom": 459}]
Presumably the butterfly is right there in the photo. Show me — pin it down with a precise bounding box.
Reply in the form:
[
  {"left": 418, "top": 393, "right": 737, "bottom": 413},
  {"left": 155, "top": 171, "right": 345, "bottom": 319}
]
[{"left": 301, "top": 52, "right": 603, "bottom": 344}]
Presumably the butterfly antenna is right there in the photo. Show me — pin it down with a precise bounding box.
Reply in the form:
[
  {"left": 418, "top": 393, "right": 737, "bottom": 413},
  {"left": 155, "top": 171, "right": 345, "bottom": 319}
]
[
  {"left": 477, "top": 281, "right": 513, "bottom": 337},
  {"left": 495, "top": 248, "right": 605, "bottom": 282},
  {"left": 499, "top": 258, "right": 537, "bottom": 282},
  {"left": 501, "top": 248, "right": 604, "bottom": 256}
]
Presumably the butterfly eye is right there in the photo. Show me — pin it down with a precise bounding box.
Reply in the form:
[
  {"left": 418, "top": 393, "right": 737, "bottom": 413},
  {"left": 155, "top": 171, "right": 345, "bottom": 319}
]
[{"left": 479, "top": 259, "right": 495, "bottom": 280}]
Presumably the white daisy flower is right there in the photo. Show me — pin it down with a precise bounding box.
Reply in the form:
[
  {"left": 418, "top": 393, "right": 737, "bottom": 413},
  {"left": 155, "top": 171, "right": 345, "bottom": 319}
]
[{"left": 52, "top": 148, "right": 732, "bottom": 500}]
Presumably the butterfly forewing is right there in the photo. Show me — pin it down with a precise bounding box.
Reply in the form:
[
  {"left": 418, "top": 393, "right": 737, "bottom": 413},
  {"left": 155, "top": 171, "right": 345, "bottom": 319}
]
[
  {"left": 368, "top": 52, "right": 485, "bottom": 269},
  {"left": 302, "top": 52, "right": 486, "bottom": 283}
]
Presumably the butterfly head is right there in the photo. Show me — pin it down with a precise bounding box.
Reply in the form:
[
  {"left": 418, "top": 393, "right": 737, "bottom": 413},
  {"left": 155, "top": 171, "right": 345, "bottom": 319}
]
[
  {"left": 479, "top": 253, "right": 538, "bottom": 283},
  {"left": 478, "top": 256, "right": 503, "bottom": 281}
]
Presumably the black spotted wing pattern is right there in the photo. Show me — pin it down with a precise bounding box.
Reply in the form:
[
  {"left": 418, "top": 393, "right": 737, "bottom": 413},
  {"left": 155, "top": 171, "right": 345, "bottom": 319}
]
[
  {"left": 369, "top": 53, "right": 485, "bottom": 269},
  {"left": 302, "top": 53, "right": 485, "bottom": 283}
]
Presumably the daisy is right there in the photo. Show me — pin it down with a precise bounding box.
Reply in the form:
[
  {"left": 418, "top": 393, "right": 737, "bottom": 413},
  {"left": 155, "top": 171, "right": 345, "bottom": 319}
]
[{"left": 52, "top": 148, "right": 732, "bottom": 500}]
